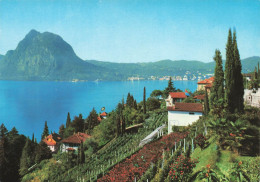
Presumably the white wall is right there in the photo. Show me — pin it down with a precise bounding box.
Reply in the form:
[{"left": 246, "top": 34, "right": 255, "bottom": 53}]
[
  {"left": 60, "top": 143, "right": 79, "bottom": 153},
  {"left": 168, "top": 111, "right": 202, "bottom": 134}
]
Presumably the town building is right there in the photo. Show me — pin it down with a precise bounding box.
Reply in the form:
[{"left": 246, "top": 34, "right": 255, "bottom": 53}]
[
  {"left": 167, "top": 103, "right": 203, "bottom": 134},
  {"left": 244, "top": 89, "right": 260, "bottom": 108},
  {"left": 197, "top": 77, "right": 214, "bottom": 91},
  {"left": 43, "top": 132, "right": 62, "bottom": 152},
  {"left": 165, "top": 92, "right": 187, "bottom": 107},
  {"left": 60, "top": 132, "right": 90, "bottom": 153},
  {"left": 100, "top": 112, "right": 107, "bottom": 119}
]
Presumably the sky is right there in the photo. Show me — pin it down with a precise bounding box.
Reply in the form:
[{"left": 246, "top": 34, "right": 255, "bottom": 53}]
[{"left": 0, "top": 0, "right": 259, "bottom": 63}]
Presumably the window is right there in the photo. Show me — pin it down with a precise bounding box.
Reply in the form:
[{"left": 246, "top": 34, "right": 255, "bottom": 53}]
[{"left": 189, "top": 112, "right": 195, "bottom": 115}]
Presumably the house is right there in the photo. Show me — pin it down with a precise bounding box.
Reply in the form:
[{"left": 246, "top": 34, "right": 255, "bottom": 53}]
[
  {"left": 167, "top": 103, "right": 203, "bottom": 134},
  {"left": 100, "top": 112, "right": 107, "bottom": 119},
  {"left": 165, "top": 92, "right": 187, "bottom": 107},
  {"left": 197, "top": 77, "right": 214, "bottom": 91},
  {"left": 43, "top": 132, "right": 62, "bottom": 152},
  {"left": 244, "top": 89, "right": 260, "bottom": 108},
  {"left": 60, "top": 132, "right": 90, "bottom": 153},
  {"left": 193, "top": 94, "right": 205, "bottom": 102}
]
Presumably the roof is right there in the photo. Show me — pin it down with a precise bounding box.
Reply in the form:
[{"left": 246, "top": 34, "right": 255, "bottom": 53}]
[
  {"left": 167, "top": 103, "right": 203, "bottom": 112},
  {"left": 62, "top": 132, "right": 91, "bottom": 144},
  {"left": 67, "top": 148, "right": 75, "bottom": 151},
  {"left": 169, "top": 92, "right": 187, "bottom": 99},
  {"left": 43, "top": 133, "right": 62, "bottom": 146},
  {"left": 100, "top": 112, "right": 107, "bottom": 116},
  {"left": 197, "top": 77, "right": 214, "bottom": 84},
  {"left": 193, "top": 94, "right": 205, "bottom": 100},
  {"left": 97, "top": 116, "right": 102, "bottom": 121},
  {"left": 205, "top": 83, "right": 213, "bottom": 88}
]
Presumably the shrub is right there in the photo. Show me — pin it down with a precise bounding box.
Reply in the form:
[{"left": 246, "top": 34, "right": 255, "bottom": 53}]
[
  {"left": 194, "top": 134, "right": 207, "bottom": 149},
  {"left": 168, "top": 155, "right": 198, "bottom": 181}
]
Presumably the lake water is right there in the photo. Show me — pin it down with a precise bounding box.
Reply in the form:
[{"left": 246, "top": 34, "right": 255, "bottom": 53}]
[{"left": 0, "top": 80, "right": 197, "bottom": 140}]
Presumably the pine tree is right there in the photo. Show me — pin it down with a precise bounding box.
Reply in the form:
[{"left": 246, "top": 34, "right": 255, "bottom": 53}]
[
  {"left": 164, "top": 77, "right": 176, "bottom": 97},
  {"left": 41, "top": 121, "right": 49, "bottom": 140},
  {"left": 66, "top": 112, "right": 71, "bottom": 128},
  {"left": 85, "top": 108, "right": 98, "bottom": 134},
  {"left": 59, "top": 124, "right": 65, "bottom": 138},
  {"left": 210, "top": 49, "right": 224, "bottom": 112},
  {"left": 143, "top": 87, "right": 146, "bottom": 114},
  {"left": 31, "top": 133, "right": 34, "bottom": 144},
  {"left": 204, "top": 88, "right": 210, "bottom": 115},
  {"left": 233, "top": 30, "right": 244, "bottom": 113},
  {"left": 0, "top": 124, "right": 8, "bottom": 181},
  {"left": 225, "top": 29, "right": 236, "bottom": 113}
]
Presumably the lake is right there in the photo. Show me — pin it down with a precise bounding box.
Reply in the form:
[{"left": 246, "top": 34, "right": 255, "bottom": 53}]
[{"left": 0, "top": 80, "right": 197, "bottom": 140}]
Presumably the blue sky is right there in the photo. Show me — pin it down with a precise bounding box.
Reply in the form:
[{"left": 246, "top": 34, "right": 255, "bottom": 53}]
[{"left": 0, "top": 0, "right": 259, "bottom": 63}]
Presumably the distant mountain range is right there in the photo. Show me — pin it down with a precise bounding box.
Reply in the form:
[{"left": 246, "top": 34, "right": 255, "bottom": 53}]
[{"left": 0, "top": 30, "right": 259, "bottom": 81}]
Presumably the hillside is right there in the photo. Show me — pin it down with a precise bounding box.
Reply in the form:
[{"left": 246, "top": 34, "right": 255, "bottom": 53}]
[
  {"left": 0, "top": 30, "right": 122, "bottom": 81},
  {"left": 86, "top": 56, "right": 260, "bottom": 78}
]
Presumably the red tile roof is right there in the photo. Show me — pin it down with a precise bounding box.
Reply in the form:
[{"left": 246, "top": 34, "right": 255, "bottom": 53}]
[
  {"left": 193, "top": 94, "right": 205, "bottom": 100},
  {"left": 43, "top": 133, "right": 62, "bottom": 146},
  {"left": 67, "top": 148, "right": 75, "bottom": 151},
  {"left": 169, "top": 92, "right": 187, "bottom": 99},
  {"left": 197, "top": 77, "right": 214, "bottom": 84},
  {"left": 205, "top": 83, "right": 213, "bottom": 88},
  {"left": 62, "top": 132, "right": 91, "bottom": 144},
  {"left": 167, "top": 103, "right": 203, "bottom": 112},
  {"left": 100, "top": 112, "right": 107, "bottom": 116},
  {"left": 97, "top": 116, "right": 102, "bottom": 121}
]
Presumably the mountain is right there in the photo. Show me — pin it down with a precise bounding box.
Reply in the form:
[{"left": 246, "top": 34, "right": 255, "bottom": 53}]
[
  {"left": 0, "top": 30, "right": 122, "bottom": 81},
  {"left": 0, "top": 29, "right": 259, "bottom": 81},
  {"left": 86, "top": 56, "right": 259, "bottom": 78}
]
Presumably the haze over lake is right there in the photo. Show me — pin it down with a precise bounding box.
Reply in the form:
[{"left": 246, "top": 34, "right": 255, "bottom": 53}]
[{"left": 0, "top": 80, "right": 197, "bottom": 140}]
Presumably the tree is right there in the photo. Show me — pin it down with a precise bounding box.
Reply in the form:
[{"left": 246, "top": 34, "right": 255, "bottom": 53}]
[
  {"left": 71, "top": 114, "right": 84, "bottom": 133},
  {"left": 0, "top": 124, "right": 8, "bottom": 181},
  {"left": 85, "top": 108, "right": 99, "bottom": 134},
  {"left": 204, "top": 88, "right": 210, "bottom": 115},
  {"left": 146, "top": 97, "right": 161, "bottom": 111},
  {"left": 79, "top": 142, "right": 85, "bottom": 164},
  {"left": 19, "top": 138, "right": 31, "bottom": 176},
  {"left": 210, "top": 49, "right": 224, "bottom": 112},
  {"left": 233, "top": 30, "right": 244, "bottom": 113},
  {"left": 150, "top": 90, "right": 163, "bottom": 98},
  {"left": 225, "top": 29, "right": 236, "bottom": 113},
  {"left": 59, "top": 124, "right": 65, "bottom": 138},
  {"left": 35, "top": 141, "right": 52, "bottom": 164},
  {"left": 143, "top": 87, "right": 146, "bottom": 114},
  {"left": 66, "top": 112, "right": 71, "bottom": 128},
  {"left": 164, "top": 77, "right": 176, "bottom": 97},
  {"left": 41, "top": 121, "right": 49, "bottom": 140}
]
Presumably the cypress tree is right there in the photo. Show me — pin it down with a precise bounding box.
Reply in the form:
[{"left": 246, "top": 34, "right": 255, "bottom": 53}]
[
  {"left": 143, "top": 87, "right": 146, "bottom": 114},
  {"left": 35, "top": 141, "right": 52, "bottom": 164},
  {"left": 66, "top": 112, "right": 71, "bottom": 128},
  {"left": 233, "top": 30, "right": 244, "bottom": 113},
  {"left": 79, "top": 142, "right": 85, "bottom": 164},
  {"left": 204, "top": 88, "right": 210, "bottom": 115},
  {"left": 19, "top": 138, "right": 30, "bottom": 176},
  {"left": 41, "top": 121, "right": 49, "bottom": 140},
  {"left": 225, "top": 29, "right": 236, "bottom": 113},
  {"left": 210, "top": 49, "right": 224, "bottom": 111}
]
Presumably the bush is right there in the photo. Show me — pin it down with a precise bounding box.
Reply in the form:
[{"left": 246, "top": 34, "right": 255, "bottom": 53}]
[
  {"left": 146, "top": 97, "right": 161, "bottom": 111},
  {"left": 194, "top": 134, "right": 207, "bottom": 149}
]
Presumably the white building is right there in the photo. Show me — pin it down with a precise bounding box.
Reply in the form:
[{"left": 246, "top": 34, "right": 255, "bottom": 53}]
[
  {"left": 167, "top": 103, "right": 203, "bottom": 134},
  {"left": 244, "top": 89, "right": 260, "bottom": 108}
]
